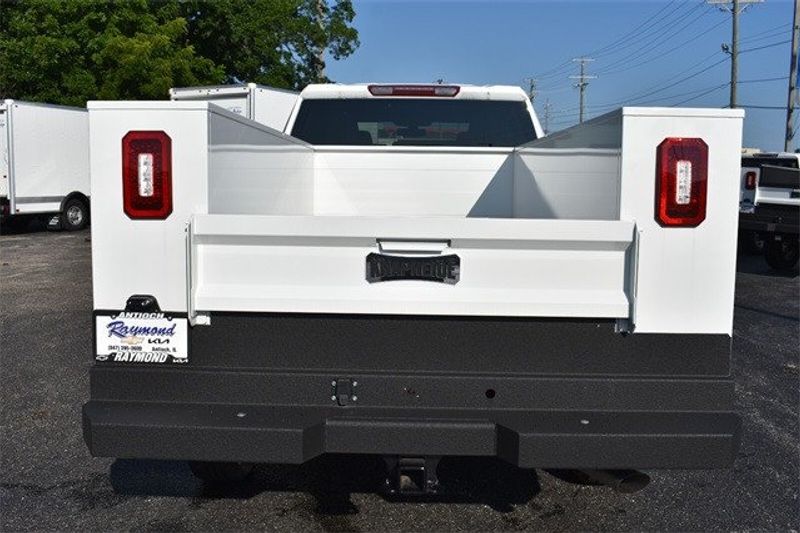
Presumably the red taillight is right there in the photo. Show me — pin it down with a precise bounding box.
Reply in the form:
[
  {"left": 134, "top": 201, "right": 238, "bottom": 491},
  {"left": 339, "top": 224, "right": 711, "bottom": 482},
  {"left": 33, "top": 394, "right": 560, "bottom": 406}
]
[
  {"left": 367, "top": 85, "right": 460, "bottom": 97},
  {"left": 744, "top": 171, "right": 757, "bottom": 190},
  {"left": 655, "top": 137, "right": 708, "bottom": 228},
  {"left": 122, "top": 131, "right": 172, "bottom": 220}
]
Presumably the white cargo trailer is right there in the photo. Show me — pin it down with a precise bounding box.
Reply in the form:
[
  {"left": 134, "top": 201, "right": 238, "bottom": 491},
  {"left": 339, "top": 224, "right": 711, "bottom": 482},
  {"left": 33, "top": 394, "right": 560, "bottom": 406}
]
[
  {"left": 169, "top": 83, "right": 299, "bottom": 131},
  {"left": 83, "top": 83, "right": 744, "bottom": 494},
  {"left": 0, "top": 100, "right": 90, "bottom": 230}
]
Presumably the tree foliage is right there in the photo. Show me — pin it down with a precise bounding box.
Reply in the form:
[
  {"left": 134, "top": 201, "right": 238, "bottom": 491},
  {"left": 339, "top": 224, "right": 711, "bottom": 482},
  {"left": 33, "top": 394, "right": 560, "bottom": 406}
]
[{"left": 0, "top": 0, "right": 359, "bottom": 105}]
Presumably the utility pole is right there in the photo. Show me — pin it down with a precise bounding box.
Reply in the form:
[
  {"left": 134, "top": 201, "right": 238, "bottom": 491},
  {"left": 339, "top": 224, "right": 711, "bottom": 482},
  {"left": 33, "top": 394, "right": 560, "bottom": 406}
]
[
  {"left": 543, "top": 99, "right": 553, "bottom": 134},
  {"left": 524, "top": 78, "right": 537, "bottom": 104},
  {"left": 708, "top": 0, "right": 764, "bottom": 108},
  {"left": 570, "top": 57, "right": 596, "bottom": 123},
  {"left": 786, "top": 0, "right": 799, "bottom": 152}
]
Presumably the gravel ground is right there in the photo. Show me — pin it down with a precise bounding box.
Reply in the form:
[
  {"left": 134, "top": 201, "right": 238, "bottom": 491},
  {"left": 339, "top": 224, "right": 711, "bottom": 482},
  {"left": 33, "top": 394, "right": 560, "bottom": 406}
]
[{"left": 1, "top": 227, "right": 798, "bottom": 532}]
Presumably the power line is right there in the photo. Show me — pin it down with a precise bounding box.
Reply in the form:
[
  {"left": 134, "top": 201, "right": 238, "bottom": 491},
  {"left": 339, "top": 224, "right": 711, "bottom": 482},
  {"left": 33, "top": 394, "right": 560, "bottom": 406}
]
[
  {"left": 593, "top": 2, "right": 713, "bottom": 75},
  {"left": 738, "top": 76, "right": 790, "bottom": 84},
  {"left": 670, "top": 83, "right": 731, "bottom": 106},
  {"left": 740, "top": 39, "right": 792, "bottom": 54},
  {"left": 547, "top": 73, "right": 787, "bottom": 123},
  {"left": 739, "top": 104, "right": 791, "bottom": 110},
  {"left": 551, "top": 49, "right": 726, "bottom": 115},
  {"left": 591, "top": 1, "right": 694, "bottom": 61},
  {"left": 589, "top": 0, "right": 683, "bottom": 59},
  {"left": 593, "top": 17, "right": 728, "bottom": 77},
  {"left": 577, "top": 40, "right": 789, "bottom": 114},
  {"left": 739, "top": 26, "right": 793, "bottom": 44},
  {"left": 532, "top": 0, "right": 684, "bottom": 81},
  {"left": 596, "top": 55, "right": 729, "bottom": 109}
]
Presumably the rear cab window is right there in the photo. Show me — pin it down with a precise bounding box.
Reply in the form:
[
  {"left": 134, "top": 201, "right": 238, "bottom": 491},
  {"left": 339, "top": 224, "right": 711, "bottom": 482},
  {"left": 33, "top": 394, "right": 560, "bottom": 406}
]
[
  {"left": 290, "top": 99, "right": 536, "bottom": 147},
  {"left": 742, "top": 156, "right": 799, "bottom": 170}
]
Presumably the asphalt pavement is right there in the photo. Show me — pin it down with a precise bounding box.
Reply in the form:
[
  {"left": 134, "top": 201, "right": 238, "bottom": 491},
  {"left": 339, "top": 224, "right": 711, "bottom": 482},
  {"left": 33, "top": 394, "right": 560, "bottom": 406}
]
[{"left": 1, "top": 227, "right": 798, "bottom": 532}]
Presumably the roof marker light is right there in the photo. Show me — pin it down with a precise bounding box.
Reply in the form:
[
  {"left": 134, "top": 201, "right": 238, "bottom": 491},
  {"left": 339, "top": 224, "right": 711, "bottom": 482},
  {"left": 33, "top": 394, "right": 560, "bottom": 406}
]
[{"left": 368, "top": 85, "right": 460, "bottom": 97}]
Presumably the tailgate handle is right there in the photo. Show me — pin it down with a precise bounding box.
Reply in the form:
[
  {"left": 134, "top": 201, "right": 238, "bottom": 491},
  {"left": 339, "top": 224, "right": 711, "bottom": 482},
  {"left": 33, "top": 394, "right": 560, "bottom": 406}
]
[{"left": 377, "top": 239, "right": 450, "bottom": 255}]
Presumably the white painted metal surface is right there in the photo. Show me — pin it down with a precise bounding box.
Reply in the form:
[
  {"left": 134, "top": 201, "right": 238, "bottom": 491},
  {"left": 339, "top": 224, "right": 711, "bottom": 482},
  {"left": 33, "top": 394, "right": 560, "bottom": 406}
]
[
  {"left": 0, "top": 105, "right": 8, "bottom": 197},
  {"left": 189, "top": 214, "right": 634, "bottom": 318},
  {"left": 1, "top": 100, "right": 89, "bottom": 214},
  {"left": 88, "top": 94, "right": 743, "bottom": 336},
  {"left": 618, "top": 107, "right": 744, "bottom": 334},
  {"left": 170, "top": 83, "right": 299, "bottom": 131}
]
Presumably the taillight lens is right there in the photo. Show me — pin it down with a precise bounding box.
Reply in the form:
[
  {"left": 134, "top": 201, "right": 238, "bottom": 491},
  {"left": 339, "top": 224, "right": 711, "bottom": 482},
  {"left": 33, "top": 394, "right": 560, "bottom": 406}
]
[
  {"left": 368, "top": 85, "right": 460, "bottom": 97},
  {"left": 122, "top": 131, "right": 172, "bottom": 219},
  {"left": 655, "top": 137, "right": 708, "bottom": 227},
  {"left": 744, "top": 171, "right": 757, "bottom": 190}
]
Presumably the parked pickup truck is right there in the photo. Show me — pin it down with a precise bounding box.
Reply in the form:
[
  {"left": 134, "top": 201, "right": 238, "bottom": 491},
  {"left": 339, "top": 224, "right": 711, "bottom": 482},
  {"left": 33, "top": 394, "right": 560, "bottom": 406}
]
[
  {"left": 739, "top": 152, "right": 800, "bottom": 272},
  {"left": 82, "top": 84, "right": 744, "bottom": 494}
]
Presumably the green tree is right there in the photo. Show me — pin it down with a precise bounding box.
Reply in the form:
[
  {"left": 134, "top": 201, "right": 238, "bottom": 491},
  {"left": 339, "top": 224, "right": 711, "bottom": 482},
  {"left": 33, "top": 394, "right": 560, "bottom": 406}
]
[
  {"left": 0, "top": 0, "right": 224, "bottom": 104},
  {"left": 180, "top": 0, "right": 359, "bottom": 88},
  {"left": 0, "top": 0, "right": 359, "bottom": 105}
]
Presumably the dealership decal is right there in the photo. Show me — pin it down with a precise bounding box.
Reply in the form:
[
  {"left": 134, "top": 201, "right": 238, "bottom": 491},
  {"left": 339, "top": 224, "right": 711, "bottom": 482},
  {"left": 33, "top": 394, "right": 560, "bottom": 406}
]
[{"left": 95, "top": 313, "right": 188, "bottom": 364}]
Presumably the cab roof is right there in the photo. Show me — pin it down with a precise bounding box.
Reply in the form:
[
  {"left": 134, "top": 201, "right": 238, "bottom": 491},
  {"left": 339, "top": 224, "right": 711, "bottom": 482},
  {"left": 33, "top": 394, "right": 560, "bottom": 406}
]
[{"left": 299, "top": 83, "right": 530, "bottom": 101}]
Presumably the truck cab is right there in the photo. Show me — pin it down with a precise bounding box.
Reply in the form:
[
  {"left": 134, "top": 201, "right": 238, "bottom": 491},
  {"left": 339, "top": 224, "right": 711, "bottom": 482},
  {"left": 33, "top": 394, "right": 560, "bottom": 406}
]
[{"left": 82, "top": 83, "right": 744, "bottom": 493}]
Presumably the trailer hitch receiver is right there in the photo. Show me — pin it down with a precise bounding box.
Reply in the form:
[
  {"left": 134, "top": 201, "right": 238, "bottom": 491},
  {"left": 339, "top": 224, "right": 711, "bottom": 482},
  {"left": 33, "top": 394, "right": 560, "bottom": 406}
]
[{"left": 383, "top": 456, "right": 441, "bottom": 496}]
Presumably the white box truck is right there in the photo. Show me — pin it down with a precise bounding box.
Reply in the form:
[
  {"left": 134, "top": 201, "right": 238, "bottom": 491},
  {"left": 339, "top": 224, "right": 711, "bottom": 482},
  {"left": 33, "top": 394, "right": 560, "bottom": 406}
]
[
  {"left": 82, "top": 83, "right": 744, "bottom": 494},
  {"left": 169, "top": 83, "right": 299, "bottom": 131},
  {"left": 0, "top": 100, "right": 90, "bottom": 231}
]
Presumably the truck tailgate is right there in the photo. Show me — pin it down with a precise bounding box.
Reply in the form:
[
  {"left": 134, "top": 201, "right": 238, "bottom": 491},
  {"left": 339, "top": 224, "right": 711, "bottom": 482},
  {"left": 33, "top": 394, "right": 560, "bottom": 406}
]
[{"left": 189, "top": 215, "right": 635, "bottom": 319}]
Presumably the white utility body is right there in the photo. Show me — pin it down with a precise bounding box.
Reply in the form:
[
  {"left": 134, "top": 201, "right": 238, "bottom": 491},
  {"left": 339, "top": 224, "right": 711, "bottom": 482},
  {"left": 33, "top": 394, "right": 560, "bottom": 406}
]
[
  {"left": 84, "top": 83, "right": 745, "bottom": 486},
  {"left": 0, "top": 100, "right": 91, "bottom": 229},
  {"left": 739, "top": 152, "right": 800, "bottom": 271},
  {"left": 170, "top": 83, "right": 299, "bottom": 131}
]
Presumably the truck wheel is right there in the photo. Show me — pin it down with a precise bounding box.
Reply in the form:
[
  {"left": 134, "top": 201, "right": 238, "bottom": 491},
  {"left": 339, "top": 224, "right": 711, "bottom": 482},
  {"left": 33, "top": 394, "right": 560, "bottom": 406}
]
[
  {"left": 62, "top": 197, "right": 89, "bottom": 231},
  {"left": 188, "top": 461, "right": 254, "bottom": 484},
  {"left": 764, "top": 237, "right": 799, "bottom": 273}
]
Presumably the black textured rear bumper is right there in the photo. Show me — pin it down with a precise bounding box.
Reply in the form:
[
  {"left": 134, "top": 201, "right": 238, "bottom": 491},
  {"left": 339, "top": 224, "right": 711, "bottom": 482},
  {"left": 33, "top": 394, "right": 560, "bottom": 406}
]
[
  {"left": 83, "top": 314, "right": 740, "bottom": 469},
  {"left": 83, "top": 401, "right": 739, "bottom": 469}
]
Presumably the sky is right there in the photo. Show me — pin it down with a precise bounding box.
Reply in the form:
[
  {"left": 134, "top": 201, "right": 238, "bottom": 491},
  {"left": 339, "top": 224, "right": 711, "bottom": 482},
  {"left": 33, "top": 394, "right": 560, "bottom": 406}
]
[{"left": 326, "top": 0, "right": 797, "bottom": 151}]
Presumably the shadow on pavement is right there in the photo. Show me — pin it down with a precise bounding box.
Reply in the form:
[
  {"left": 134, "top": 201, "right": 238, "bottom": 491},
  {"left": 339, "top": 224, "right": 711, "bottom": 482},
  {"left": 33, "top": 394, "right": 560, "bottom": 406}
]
[
  {"left": 109, "top": 455, "right": 541, "bottom": 513},
  {"left": 736, "top": 252, "right": 799, "bottom": 278},
  {"left": 0, "top": 215, "right": 51, "bottom": 235}
]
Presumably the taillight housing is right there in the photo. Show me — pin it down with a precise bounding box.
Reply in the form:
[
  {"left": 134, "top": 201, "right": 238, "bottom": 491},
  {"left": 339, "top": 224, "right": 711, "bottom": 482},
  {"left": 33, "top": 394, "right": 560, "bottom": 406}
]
[
  {"left": 122, "top": 131, "right": 172, "bottom": 220},
  {"left": 655, "top": 137, "right": 708, "bottom": 227},
  {"left": 744, "top": 170, "right": 757, "bottom": 190}
]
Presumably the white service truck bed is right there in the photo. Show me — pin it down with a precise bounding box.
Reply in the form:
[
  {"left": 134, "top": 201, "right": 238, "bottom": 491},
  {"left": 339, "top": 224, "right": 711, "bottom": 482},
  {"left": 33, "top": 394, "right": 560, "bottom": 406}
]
[{"left": 82, "top": 94, "right": 744, "bottom": 487}]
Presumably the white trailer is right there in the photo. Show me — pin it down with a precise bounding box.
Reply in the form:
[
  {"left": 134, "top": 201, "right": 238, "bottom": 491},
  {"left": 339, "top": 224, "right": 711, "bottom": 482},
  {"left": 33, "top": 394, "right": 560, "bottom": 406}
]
[
  {"left": 0, "top": 100, "right": 91, "bottom": 230},
  {"left": 82, "top": 84, "right": 744, "bottom": 493},
  {"left": 169, "top": 83, "right": 299, "bottom": 131}
]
